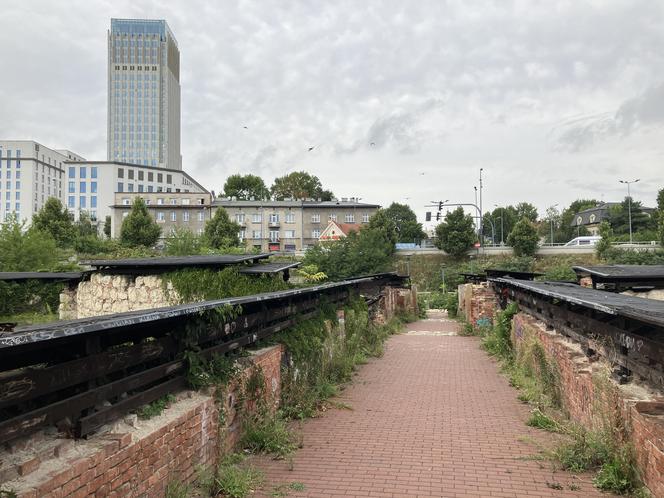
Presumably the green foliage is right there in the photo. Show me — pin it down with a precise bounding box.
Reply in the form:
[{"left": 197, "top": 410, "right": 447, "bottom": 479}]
[
  {"left": 164, "top": 479, "right": 192, "bottom": 498},
  {"left": 542, "top": 264, "right": 576, "bottom": 282},
  {"left": 211, "top": 454, "right": 264, "bottom": 498},
  {"left": 303, "top": 226, "right": 395, "bottom": 281},
  {"left": 222, "top": 173, "right": 271, "bottom": 200},
  {"left": 601, "top": 248, "right": 664, "bottom": 265},
  {"left": 74, "top": 234, "right": 116, "bottom": 255},
  {"left": 164, "top": 227, "right": 203, "bottom": 256},
  {"left": 270, "top": 171, "right": 333, "bottom": 201},
  {"left": 0, "top": 281, "right": 63, "bottom": 316},
  {"left": 296, "top": 264, "right": 328, "bottom": 283},
  {"left": 204, "top": 207, "right": 241, "bottom": 249},
  {"left": 120, "top": 197, "right": 161, "bottom": 247},
  {"left": 514, "top": 202, "right": 539, "bottom": 222},
  {"left": 480, "top": 302, "right": 518, "bottom": 360},
  {"left": 526, "top": 408, "right": 562, "bottom": 432},
  {"left": 0, "top": 215, "right": 58, "bottom": 271},
  {"left": 184, "top": 351, "right": 241, "bottom": 390},
  {"left": 166, "top": 267, "right": 290, "bottom": 303},
  {"left": 594, "top": 447, "right": 643, "bottom": 495},
  {"left": 240, "top": 413, "right": 297, "bottom": 458},
  {"left": 507, "top": 218, "right": 539, "bottom": 256},
  {"left": 609, "top": 197, "right": 652, "bottom": 235},
  {"left": 595, "top": 221, "right": 614, "bottom": 260},
  {"left": 32, "top": 198, "right": 77, "bottom": 247},
  {"left": 136, "top": 394, "right": 176, "bottom": 420},
  {"left": 560, "top": 199, "right": 597, "bottom": 241},
  {"left": 383, "top": 202, "right": 425, "bottom": 243},
  {"left": 0, "top": 488, "right": 18, "bottom": 498},
  {"left": 435, "top": 207, "right": 476, "bottom": 257},
  {"left": 104, "top": 215, "right": 112, "bottom": 238},
  {"left": 418, "top": 291, "right": 458, "bottom": 317},
  {"left": 367, "top": 209, "right": 398, "bottom": 249}
]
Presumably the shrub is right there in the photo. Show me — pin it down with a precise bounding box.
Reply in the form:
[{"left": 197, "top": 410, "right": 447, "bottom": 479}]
[
  {"left": 164, "top": 227, "right": 202, "bottom": 256},
  {"left": 204, "top": 207, "right": 241, "bottom": 249},
  {"left": 120, "top": 197, "right": 161, "bottom": 247},
  {"left": 507, "top": 218, "right": 539, "bottom": 257}
]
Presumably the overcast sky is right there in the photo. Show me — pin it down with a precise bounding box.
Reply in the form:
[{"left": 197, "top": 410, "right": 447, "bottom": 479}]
[{"left": 2, "top": 1, "right": 663, "bottom": 226}]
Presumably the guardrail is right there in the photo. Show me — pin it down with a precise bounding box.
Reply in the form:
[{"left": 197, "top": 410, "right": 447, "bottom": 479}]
[{"left": 0, "top": 273, "right": 404, "bottom": 445}]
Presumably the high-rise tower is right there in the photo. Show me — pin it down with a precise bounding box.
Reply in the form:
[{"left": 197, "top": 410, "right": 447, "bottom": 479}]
[{"left": 108, "top": 19, "right": 181, "bottom": 170}]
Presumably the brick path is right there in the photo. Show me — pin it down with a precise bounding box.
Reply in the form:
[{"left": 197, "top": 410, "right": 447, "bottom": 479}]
[{"left": 251, "top": 312, "right": 611, "bottom": 498}]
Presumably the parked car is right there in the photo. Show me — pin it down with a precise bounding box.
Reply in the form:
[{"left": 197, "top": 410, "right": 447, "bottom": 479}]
[{"left": 564, "top": 236, "right": 601, "bottom": 247}]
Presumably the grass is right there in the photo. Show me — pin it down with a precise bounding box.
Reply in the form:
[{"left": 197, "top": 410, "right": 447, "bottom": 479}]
[
  {"left": 136, "top": 394, "right": 176, "bottom": 420},
  {"left": 526, "top": 408, "right": 562, "bottom": 432},
  {"left": 270, "top": 481, "right": 306, "bottom": 497},
  {"left": 0, "top": 312, "right": 58, "bottom": 326},
  {"left": 241, "top": 412, "right": 298, "bottom": 458},
  {"left": 164, "top": 479, "right": 192, "bottom": 498},
  {"left": 197, "top": 454, "right": 264, "bottom": 498}
]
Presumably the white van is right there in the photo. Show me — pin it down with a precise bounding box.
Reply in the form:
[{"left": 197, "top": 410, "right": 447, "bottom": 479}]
[{"left": 564, "top": 236, "right": 601, "bottom": 247}]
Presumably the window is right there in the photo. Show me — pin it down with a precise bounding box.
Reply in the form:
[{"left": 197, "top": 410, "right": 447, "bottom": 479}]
[
  {"left": 122, "top": 198, "right": 130, "bottom": 205},
  {"left": 345, "top": 213, "right": 355, "bottom": 223},
  {"left": 170, "top": 211, "right": 177, "bottom": 222},
  {"left": 128, "top": 169, "right": 135, "bottom": 180},
  {"left": 157, "top": 173, "right": 163, "bottom": 183},
  {"left": 80, "top": 196, "right": 86, "bottom": 208},
  {"left": 269, "top": 213, "right": 279, "bottom": 223},
  {"left": 167, "top": 174, "right": 172, "bottom": 184},
  {"left": 362, "top": 213, "right": 370, "bottom": 223},
  {"left": 157, "top": 198, "right": 164, "bottom": 205},
  {"left": 312, "top": 229, "right": 321, "bottom": 239},
  {"left": 118, "top": 168, "right": 124, "bottom": 178},
  {"left": 147, "top": 185, "right": 154, "bottom": 192},
  {"left": 91, "top": 182, "right": 97, "bottom": 193},
  {"left": 138, "top": 171, "right": 144, "bottom": 181},
  {"left": 235, "top": 213, "right": 245, "bottom": 223},
  {"left": 285, "top": 213, "right": 295, "bottom": 223},
  {"left": 68, "top": 196, "right": 75, "bottom": 208},
  {"left": 170, "top": 198, "right": 177, "bottom": 205},
  {"left": 182, "top": 198, "right": 190, "bottom": 205},
  {"left": 311, "top": 214, "right": 320, "bottom": 223},
  {"left": 68, "top": 181, "right": 75, "bottom": 193},
  {"left": 91, "top": 167, "right": 98, "bottom": 179},
  {"left": 15, "top": 181, "right": 20, "bottom": 190},
  {"left": 80, "top": 167, "right": 87, "bottom": 179},
  {"left": 198, "top": 212, "right": 205, "bottom": 222},
  {"left": 80, "top": 182, "right": 86, "bottom": 193},
  {"left": 117, "top": 182, "right": 124, "bottom": 192},
  {"left": 269, "top": 230, "right": 279, "bottom": 242},
  {"left": 183, "top": 211, "right": 190, "bottom": 222},
  {"left": 69, "top": 167, "right": 75, "bottom": 178},
  {"left": 157, "top": 212, "right": 165, "bottom": 222},
  {"left": 329, "top": 214, "right": 337, "bottom": 221},
  {"left": 148, "top": 172, "right": 154, "bottom": 182},
  {"left": 252, "top": 230, "right": 262, "bottom": 239},
  {"left": 252, "top": 213, "right": 262, "bottom": 223},
  {"left": 91, "top": 196, "right": 97, "bottom": 208},
  {"left": 138, "top": 184, "right": 144, "bottom": 192},
  {"left": 284, "top": 230, "right": 295, "bottom": 238},
  {"left": 128, "top": 184, "right": 134, "bottom": 192},
  {"left": 239, "top": 229, "right": 246, "bottom": 241}
]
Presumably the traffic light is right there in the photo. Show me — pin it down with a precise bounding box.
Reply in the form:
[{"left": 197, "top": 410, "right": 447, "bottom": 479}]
[
  {"left": 425, "top": 211, "right": 431, "bottom": 222},
  {"left": 438, "top": 201, "right": 443, "bottom": 211},
  {"left": 436, "top": 212, "right": 441, "bottom": 221}
]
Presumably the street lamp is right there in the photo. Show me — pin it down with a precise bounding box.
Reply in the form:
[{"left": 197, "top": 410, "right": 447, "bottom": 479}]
[
  {"left": 549, "top": 204, "right": 559, "bottom": 246},
  {"left": 619, "top": 179, "right": 640, "bottom": 244}
]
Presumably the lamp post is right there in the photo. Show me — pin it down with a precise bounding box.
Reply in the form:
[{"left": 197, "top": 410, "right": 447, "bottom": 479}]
[
  {"left": 549, "top": 204, "right": 559, "bottom": 246},
  {"left": 479, "top": 168, "right": 484, "bottom": 247},
  {"left": 619, "top": 179, "right": 640, "bottom": 244},
  {"left": 494, "top": 204, "right": 504, "bottom": 245}
]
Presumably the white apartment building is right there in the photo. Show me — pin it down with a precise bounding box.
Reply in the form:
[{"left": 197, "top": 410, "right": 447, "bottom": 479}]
[
  {"left": 108, "top": 19, "right": 181, "bottom": 170},
  {"left": 0, "top": 140, "right": 84, "bottom": 223}
]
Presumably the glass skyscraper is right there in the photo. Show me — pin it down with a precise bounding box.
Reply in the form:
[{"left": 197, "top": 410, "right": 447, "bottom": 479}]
[{"left": 107, "top": 19, "right": 182, "bottom": 170}]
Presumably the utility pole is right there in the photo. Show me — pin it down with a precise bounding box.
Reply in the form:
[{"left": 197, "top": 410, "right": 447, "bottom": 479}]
[
  {"left": 494, "top": 203, "right": 504, "bottom": 245},
  {"left": 549, "top": 204, "right": 559, "bottom": 246},
  {"left": 619, "top": 179, "right": 640, "bottom": 244},
  {"left": 479, "top": 168, "right": 484, "bottom": 247}
]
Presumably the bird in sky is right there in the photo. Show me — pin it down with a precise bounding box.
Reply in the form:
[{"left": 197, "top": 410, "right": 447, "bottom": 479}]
[
  {"left": 370, "top": 142, "right": 376, "bottom": 146},
  {"left": 243, "top": 126, "right": 248, "bottom": 129},
  {"left": 308, "top": 146, "right": 315, "bottom": 152}
]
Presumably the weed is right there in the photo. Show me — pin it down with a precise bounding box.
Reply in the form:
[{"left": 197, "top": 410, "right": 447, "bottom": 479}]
[
  {"left": 568, "top": 482, "right": 580, "bottom": 491},
  {"left": 270, "top": 481, "right": 306, "bottom": 497},
  {"left": 136, "top": 393, "right": 176, "bottom": 420},
  {"left": 215, "top": 462, "right": 263, "bottom": 498},
  {"left": 546, "top": 481, "right": 563, "bottom": 490},
  {"left": 241, "top": 413, "right": 297, "bottom": 458},
  {"left": 164, "top": 479, "right": 192, "bottom": 498},
  {"left": 527, "top": 408, "right": 562, "bottom": 433},
  {"left": 593, "top": 446, "right": 641, "bottom": 495},
  {"left": 0, "top": 488, "right": 18, "bottom": 498}
]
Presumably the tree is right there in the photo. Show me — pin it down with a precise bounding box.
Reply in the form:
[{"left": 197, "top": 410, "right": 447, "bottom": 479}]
[
  {"left": 434, "top": 207, "right": 476, "bottom": 258},
  {"left": 0, "top": 215, "right": 57, "bottom": 271},
  {"left": 383, "top": 203, "right": 426, "bottom": 243},
  {"left": 608, "top": 197, "right": 650, "bottom": 235},
  {"left": 204, "top": 208, "right": 241, "bottom": 249},
  {"left": 103, "top": 216, "right": 112, "bottom": 239},
  {"left": 507, "top": 217, "right": 539, "bottom": 256},
  {"left": 514, "top": 202, "right": 538, "bottom": 222},
  {"left": 76, "top": 211, "right": 97, "bottom": 238},
  {"left": 165, "top": 227, "right": 202, "bottom": 256},
  {"left": 270, "top": 171, "right": 334, "bottom": 201},
  {"left": 559, "top": 199, "right": 598, "bottom": 241},
  {"left": 595, "top": 221, "right": 614, "bottom": 260},
  {"left": 120, "top": 197, "right": 161, "bottom": 247},
  {"left": 367, "top": 209, "right": 398, "bottom": 252},
  {"left": 222, "top": 174, "right": 270, "bottom": 200},
  {"left": 31, "top": 198, "right": 76, "bottom": 247}
]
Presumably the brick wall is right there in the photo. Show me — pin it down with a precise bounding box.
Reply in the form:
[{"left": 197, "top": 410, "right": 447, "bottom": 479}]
[
  {"left": 377, "top": 285, "right": 417, "bottom": 323},
  {"left": 458, "top": 282, "right": 497, "bottom": 327},
  {"left": 512, "top": 313, "right": 664, "bottom": 498},
  {"left": 4, "top": 345, "right": 283, "bottom": 498}
]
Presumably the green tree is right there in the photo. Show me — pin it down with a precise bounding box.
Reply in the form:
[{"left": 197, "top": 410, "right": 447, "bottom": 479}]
[
  {"left": 367, "top": 209, "right": 398, "bottom": 251},
  {"left": 120, "top": 197, "right": 161, "bottom": 247},
  {"left": 595, "top": 221, "right": 614, "bottom": 260},
  {"left": 559, "top": 199, "right": 598, "bottom": 241},
  {"left": 270, "top": 171, "right": 334, "bottom": 201},
  {"left": 434, "top": 207, "right": 476, "bottom": 258},
  {"left": 31, "top": 198, "right": 76, "bottom": 247},
  {"left": 514, "top": 202, "right": 538, "bottom": 222},
  {"left": 383, "top": 203, "right": 425, "bottom": 244},
  {"left": 608, "top": 197, "right": 650, "bottom": 235},
  {"left": 165, "top": 227, "right": 202, "bottom": 256},
  {"left": 507, "top": 217, "right": 539, "bottom": 256},
  {"left": 0, "top": 215, "right": 57, "bottom": 271},
  {"left": 103, "top": 216, "right": 112, "bottom": 239},
  {"left": 222, "top": 174, "right": 270, "bottom": 200},
  {"left": 76, "top": 211, "right": 97, "bottom": 238},
  {"left": 204, "top": 208, "right": 241, "bottom": 249}
]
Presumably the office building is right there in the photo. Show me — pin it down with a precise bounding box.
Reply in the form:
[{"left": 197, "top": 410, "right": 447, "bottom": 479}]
[{"left": 108, "top": 19, "right": 181, "bottom": 170}]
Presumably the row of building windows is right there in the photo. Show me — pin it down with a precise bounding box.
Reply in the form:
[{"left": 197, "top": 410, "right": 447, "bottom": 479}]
[
  {"left": 3, "top": 191, "right": 20, "bottom": 200},
  {"left": 0, "top": 170, "right": 20, "bottom": 179},
  {"left": 68, "top": 166, "right": 98, "bottom": 179},
  {"left": 121, "top": 197, "right": 206, "bottom": 206},
  {"left": 3, "top": 181, "right": 20, "bottom": 190},
  {"left": 239, "top": 230, "right": 323, "bottom": 241},
  {"left": 122, "top": 211, "right": 205, "bottom": 223},
  {"left": 68, "top": 196, "right": 97, "bottom": 209},
  {"left": 232, "top": 213, "right": 371, "bottom": 224},
  {"left": 118, "top": 169, "right": 171, "bottom": 183},
  {"left": 68, "top": 182, "right": 97, "bottom": 193}
]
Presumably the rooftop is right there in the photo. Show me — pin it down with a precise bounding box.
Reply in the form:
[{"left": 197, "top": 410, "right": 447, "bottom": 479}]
[{"left": 81, "top": 254, "right": 270, "bottom": 273}]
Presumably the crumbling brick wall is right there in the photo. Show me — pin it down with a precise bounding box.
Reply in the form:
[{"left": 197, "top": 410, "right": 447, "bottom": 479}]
[
  {"left": 458, "top": 282, "right": 497, "bottom": 327},
  {"left": 512, "top": 313, "right": 664, "bottom": 497},
  {"left": 376, "top": 285, "right": 418, "bottom": 323},
  {"left": 3, "top": 346, "right": 282, "bottom": 498}
]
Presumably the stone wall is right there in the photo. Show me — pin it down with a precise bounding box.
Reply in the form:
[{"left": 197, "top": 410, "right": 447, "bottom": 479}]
[
  {"left": 59, "top": 273, "right": 179, "bottom": 319},
  {"left": 513, "top": 313, "right": 664, "bottom": 497},
  {"left": 376, "top": 285, "right": 417, "bottom": 323},
  {"left": 458, "top": 282, "right": 497, "bottom": 327},
  {"left": 3, "top": 346, "right": 283, "bottom": 498},
  {"left": 622, "top": 289, "right": 664, "bottom": 301}
]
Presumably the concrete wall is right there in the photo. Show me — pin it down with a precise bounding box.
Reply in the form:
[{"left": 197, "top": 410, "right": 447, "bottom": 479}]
[{"left": 4, "top": 346, "right": 283, "bottom": 498}]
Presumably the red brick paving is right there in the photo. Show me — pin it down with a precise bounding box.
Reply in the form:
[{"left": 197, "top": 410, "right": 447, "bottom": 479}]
[{"left": 251, "top": 313, "right": 612, "bottom": 497}]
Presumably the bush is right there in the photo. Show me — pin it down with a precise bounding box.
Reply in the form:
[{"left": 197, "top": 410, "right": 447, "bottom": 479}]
[
  {"left": 542, "top": 264, "right": 576, "bottom": 282},
  {"left": 120, "top": 197, "right": 161, "bottom": 247},
  {"left": 164, "top": 227, "right": 202, "bottom": 256},
  {"left": 507, "top": 218, "right": 539, "bottom": 257},
  {"left": 204, "top": 207, "right": 241, "bottom": 249}
]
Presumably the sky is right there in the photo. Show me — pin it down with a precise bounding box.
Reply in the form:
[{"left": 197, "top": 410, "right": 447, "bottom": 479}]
[{"left": 1, "top": 0, "right": 664, "bottom": 229}]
